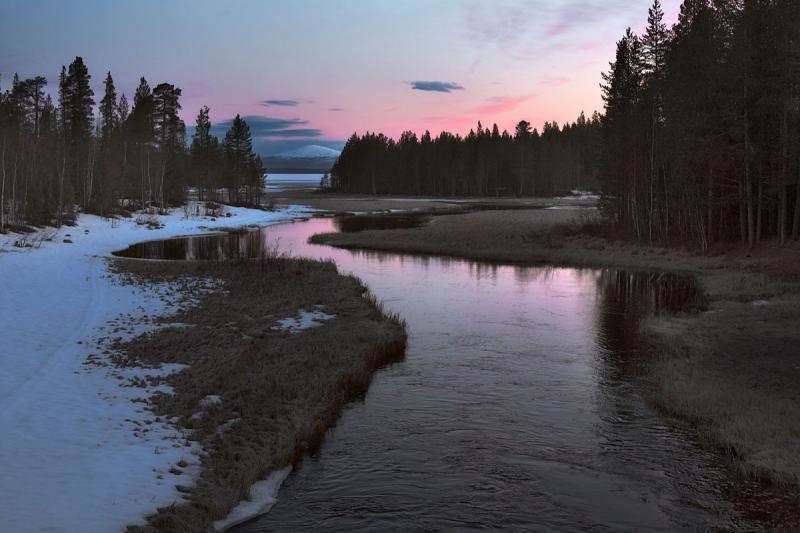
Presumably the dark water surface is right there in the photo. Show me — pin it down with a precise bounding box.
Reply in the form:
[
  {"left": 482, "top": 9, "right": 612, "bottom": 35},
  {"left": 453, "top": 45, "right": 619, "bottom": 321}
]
[{"left": 116, "top": 218, "right": 763, "bottom": 532}]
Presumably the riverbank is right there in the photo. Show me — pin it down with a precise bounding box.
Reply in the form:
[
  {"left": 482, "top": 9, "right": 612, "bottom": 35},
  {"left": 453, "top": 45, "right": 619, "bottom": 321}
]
[
  {"left": 310, "top": 207, "right": 800, "bottom": 491},
  {"left": 114, "top": 257, "right": 406, "bottom": 532},
  {"left": 0, "top": 203, "right": 313, "bottom": 532}
]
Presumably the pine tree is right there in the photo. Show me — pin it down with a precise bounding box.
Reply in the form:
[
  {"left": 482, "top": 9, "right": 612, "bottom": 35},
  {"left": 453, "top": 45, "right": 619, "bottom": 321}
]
[
  {"left": 641, "top": 0, "right": 670, "bottom": 242},
  {"left": 152, "top": 83, "right": 185, "bottom": 207},
  {"left": 222, "top": 115, "right": 261, "bottom": 204},
  {"left": 600, "top": 28, "right": 644, "bottom": 234},
  {"left": 99, "top": 72, "right": 117, "bottom": 143},
  {"left": 59, "top": 56, "right": 95, "bottom": 210},
  {"left": 26, "top": 76, "right": 47, "bottom": 139},
  {"left": 190, "top": 105, "right": 218, "bottom": 199}
]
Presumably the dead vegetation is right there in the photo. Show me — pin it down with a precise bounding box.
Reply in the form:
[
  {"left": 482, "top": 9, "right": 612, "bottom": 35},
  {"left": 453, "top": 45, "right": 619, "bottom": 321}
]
[{"left": 111, "top": 256, "right": 406, "bottom": 532}]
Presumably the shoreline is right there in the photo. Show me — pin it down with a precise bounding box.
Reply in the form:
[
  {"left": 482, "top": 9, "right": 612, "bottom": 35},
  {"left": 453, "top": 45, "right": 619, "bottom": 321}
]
[
  {"left": 113, "top": 257, "right": 406, "bottom": 532},
  {"left": 0, "top": 203, "right": 314, "bottom": 533},
  {"left": 309, "top": 206, "right": 800, "bottom": 491}
]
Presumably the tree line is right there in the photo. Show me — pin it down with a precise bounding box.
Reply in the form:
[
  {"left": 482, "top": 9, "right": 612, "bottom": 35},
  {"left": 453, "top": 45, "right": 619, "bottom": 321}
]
[
  {"left": 601, "top": 0, "right": 800, "bottom": 248},
  {"left": 0, "top": 56, "right": 264, "bottom": 232},
  {"left": 330, "top": 114, "right": 601, "bottom": 197},
  {"left": 331, "top": 0, "right": 800, "bottom": 248}
]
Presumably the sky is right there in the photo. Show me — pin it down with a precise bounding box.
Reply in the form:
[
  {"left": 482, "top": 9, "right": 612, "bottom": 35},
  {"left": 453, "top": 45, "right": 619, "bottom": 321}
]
[{"left": 0, "top": 0, "right": 682, "bottom": 155}]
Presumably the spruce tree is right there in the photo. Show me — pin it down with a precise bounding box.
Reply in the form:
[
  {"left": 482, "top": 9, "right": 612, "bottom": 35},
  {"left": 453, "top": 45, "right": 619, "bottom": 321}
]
[{"left": 99, "top": 72, "right": 117, "bottom": 142}]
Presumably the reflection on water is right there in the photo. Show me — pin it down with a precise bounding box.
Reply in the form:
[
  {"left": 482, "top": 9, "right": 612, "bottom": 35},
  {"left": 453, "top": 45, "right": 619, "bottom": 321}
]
[
  {"left": 112, "top": 214, "right": 432, "bottom": 261},
  {"left": 597, "top": 269, "right": 707, "bottom": 315},
  {"left": 115, "top": 217, "right": 767, "bottom": 532},
  {"left": 112, "top": 230, "right": 269, "bottom": 261}
]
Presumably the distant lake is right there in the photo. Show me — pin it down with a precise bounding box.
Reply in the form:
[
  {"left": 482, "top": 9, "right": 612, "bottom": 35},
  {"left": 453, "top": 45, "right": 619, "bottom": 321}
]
[{"left": 265, "top": 173, "right": 323, "bottom": 192}]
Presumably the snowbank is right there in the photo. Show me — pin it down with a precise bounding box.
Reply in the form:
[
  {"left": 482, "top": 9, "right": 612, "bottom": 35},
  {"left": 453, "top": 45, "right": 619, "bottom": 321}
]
[{"left": 0, "top": 203, "right": 310, "bottom": 532}]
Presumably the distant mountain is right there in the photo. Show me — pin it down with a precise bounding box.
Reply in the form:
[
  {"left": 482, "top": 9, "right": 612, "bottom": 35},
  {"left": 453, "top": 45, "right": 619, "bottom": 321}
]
[
  {"left": 263, "top": 144, "right": 340, "bottom": 174},
  {"left": 276, "top": 144, "right": 341, "bottom": 159}
]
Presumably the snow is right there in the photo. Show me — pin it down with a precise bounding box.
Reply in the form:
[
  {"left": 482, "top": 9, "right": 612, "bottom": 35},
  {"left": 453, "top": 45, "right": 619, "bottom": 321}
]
[
  {"left": 213, "top": 466, "right": 292, "bottom": 532},
  {"left": 275, "top": 144, "right": 341, "bottom": 159},
  {"left": 0, "top": 202, "right": 311, "bottom": 532},
  {"left": 200, "top": 394, "right": 223, "bottom": 408},
  {"left": 555, "top": 190, "right": 601, "bottom": 201},
  {"left": 271, "top": 307, "right": 336, "bottom": 334}
]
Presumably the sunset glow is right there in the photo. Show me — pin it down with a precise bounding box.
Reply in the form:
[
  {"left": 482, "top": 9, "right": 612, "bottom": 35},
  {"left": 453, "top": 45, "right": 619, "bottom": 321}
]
[{"left": 1, "top": 0, "right": 682, "bottom": 154}]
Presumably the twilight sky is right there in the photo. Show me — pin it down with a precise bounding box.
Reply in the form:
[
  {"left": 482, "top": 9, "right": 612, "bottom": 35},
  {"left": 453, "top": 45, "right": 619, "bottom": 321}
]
[{"left": 1, "top": 0, "right": 681, "bottom": 155}]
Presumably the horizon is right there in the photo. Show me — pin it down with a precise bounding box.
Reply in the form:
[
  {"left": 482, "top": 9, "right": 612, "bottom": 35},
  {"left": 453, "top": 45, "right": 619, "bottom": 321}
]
[{"left": 0, "top": 0, "right": 681, "bottom": 155}]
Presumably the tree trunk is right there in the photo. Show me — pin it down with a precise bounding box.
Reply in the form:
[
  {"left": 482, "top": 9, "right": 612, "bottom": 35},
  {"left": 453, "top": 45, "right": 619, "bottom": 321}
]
[
  {"left": 57, "top": 154, "right": 66, "bottom": 227},
  {"left": 744, "top": 107, "right": 755, "bottom": 249},
  {"left": 649, "top": 112, "right": 656, "bottom": 244},
  {"left": 1, "top": 138, "right": 5, "bottom": 233},
  {"left": 778, "top": 105, "right": 788, "bottom": 246},
  {"left": 662, "top": 164, "right": 669, "bottom": 243},
  {"left": 792, "top": 165, "right": 800, "bottom": 240},
  {"left": 738, "top": 179, "right": 746, "bottom": 243},
  {"left": 756, "top": 169, "right": 763, "bottom": 243},
  {"left": 707, "top": 160, "right": 714, "bottom": 246}
]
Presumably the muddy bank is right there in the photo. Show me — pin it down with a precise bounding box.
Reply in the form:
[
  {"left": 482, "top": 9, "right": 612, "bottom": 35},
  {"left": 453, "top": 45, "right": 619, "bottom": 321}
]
[
  {"left": 311, "top": 207, "right": 800, "bottom": 491},
  {"left": 111, "top": 257, "right": 406, "bottom": 532}
]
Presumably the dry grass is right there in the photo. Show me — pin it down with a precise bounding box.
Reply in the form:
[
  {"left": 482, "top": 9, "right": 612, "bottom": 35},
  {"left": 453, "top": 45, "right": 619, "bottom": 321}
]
[
  {"left": 310, "top": 208, "right": 720, "bottom": 272},
  {"left": 111, "top": 257, "right": 406, "bottom": 533},
  {"left": 312, "top": 207, "right": 800, "bottom": 491},
  {"left": 642, "top": 296, "right": 800, "bottom": 486}
]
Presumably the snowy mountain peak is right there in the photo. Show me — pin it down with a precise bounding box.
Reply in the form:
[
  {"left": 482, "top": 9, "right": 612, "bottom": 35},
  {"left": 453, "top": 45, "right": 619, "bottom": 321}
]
[{"left": 276, "top": 145, "right": 341, "bottom": 159}]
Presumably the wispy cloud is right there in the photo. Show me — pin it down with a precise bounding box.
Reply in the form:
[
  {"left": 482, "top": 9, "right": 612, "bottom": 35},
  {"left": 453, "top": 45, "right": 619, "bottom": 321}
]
[
  {"left": 328, "top": 107, "right": 344, "bottom": 112},
  {"left": 261, "top": 99, "right": 300, "bottom": 107},
  {"left": 473, "top": 94, "right": 532, "bottom": 115},
  {"left": 539, "top": 76, "right": 570, "bottom": 87},
  {"left": 212, "top": 115, "right": 322, "bottom": 139},
  {"left": 462, "top": 0, "right": 652, "bottom": 61},
  {"left": 410, "top": 81, "right": 465, "bottom": 93}
]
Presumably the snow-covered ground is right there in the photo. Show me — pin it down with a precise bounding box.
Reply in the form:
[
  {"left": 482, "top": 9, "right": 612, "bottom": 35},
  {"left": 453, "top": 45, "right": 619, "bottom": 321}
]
[{"left": 0, "top": 203, "right": 310, "bottom": 533}]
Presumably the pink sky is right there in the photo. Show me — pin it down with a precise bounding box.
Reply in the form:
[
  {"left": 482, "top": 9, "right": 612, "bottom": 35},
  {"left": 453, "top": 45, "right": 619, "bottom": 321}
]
[{"left": 2, "top": 0, "right": 682, "bottom": 153}]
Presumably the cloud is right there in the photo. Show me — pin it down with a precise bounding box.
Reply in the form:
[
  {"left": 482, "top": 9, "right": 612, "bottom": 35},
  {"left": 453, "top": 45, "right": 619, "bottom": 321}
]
[
  {"left": 212, "top": 115, "right": 322, "bottom": 139},
  {"left": 260, "top": 139, "right": 345, "bottom": 157},
  {"left": 462, "top": 0, "right": 655, "bottom": 61},
  {"left": 261, "top": 99, "right": 300, "bottom": 107},
  {"left": 473, "top": 94, "right": 532, "bottom": 115},
  {"left": 539, "top": 76, "right": 570, "bottom": 87},
  {"left": 263, "top": 128, "right": 323, "bottom": 138},
  {"left": 328, "top": 107, "right": 344, "bottom": 112},
  {"left": 410, "top": 81, "right": 465, "bottom": 93}
]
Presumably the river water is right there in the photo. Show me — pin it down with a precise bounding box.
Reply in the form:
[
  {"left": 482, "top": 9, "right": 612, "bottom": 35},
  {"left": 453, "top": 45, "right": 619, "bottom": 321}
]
[{"left": 115, "top": 216, "right": 762, "bottom": 532}]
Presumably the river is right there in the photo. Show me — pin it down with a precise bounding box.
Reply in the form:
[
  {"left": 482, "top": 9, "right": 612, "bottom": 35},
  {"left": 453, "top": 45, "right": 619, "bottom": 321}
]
[{"left": 115, "top": 215, "right": 762, "bottom": 532}]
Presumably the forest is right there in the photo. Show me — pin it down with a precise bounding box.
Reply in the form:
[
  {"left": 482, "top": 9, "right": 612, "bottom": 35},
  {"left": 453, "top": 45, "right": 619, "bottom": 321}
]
[
  {"left": 331, "top": 0, "right": 800, "bottom": 248},
  {"left": 0, "top": 57, "right": 264, "bottom": 231},
  {"left": 328, "top": 114, "right": 601, "bottom": 197}
]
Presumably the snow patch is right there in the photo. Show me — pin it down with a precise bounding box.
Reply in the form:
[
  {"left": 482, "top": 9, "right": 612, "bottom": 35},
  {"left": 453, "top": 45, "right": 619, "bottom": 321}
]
[
  {"left": 275, "top": 144, "right": 341, "bottom": 159},
  {"left": 213, "top": 466, "right": 292, "bottom": 532},
  {"left": 200, "top": 394, "right": 223, "bottom": 408},
  {"left": 271, "top": 307, "right": 336, "bottom": 333}
]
